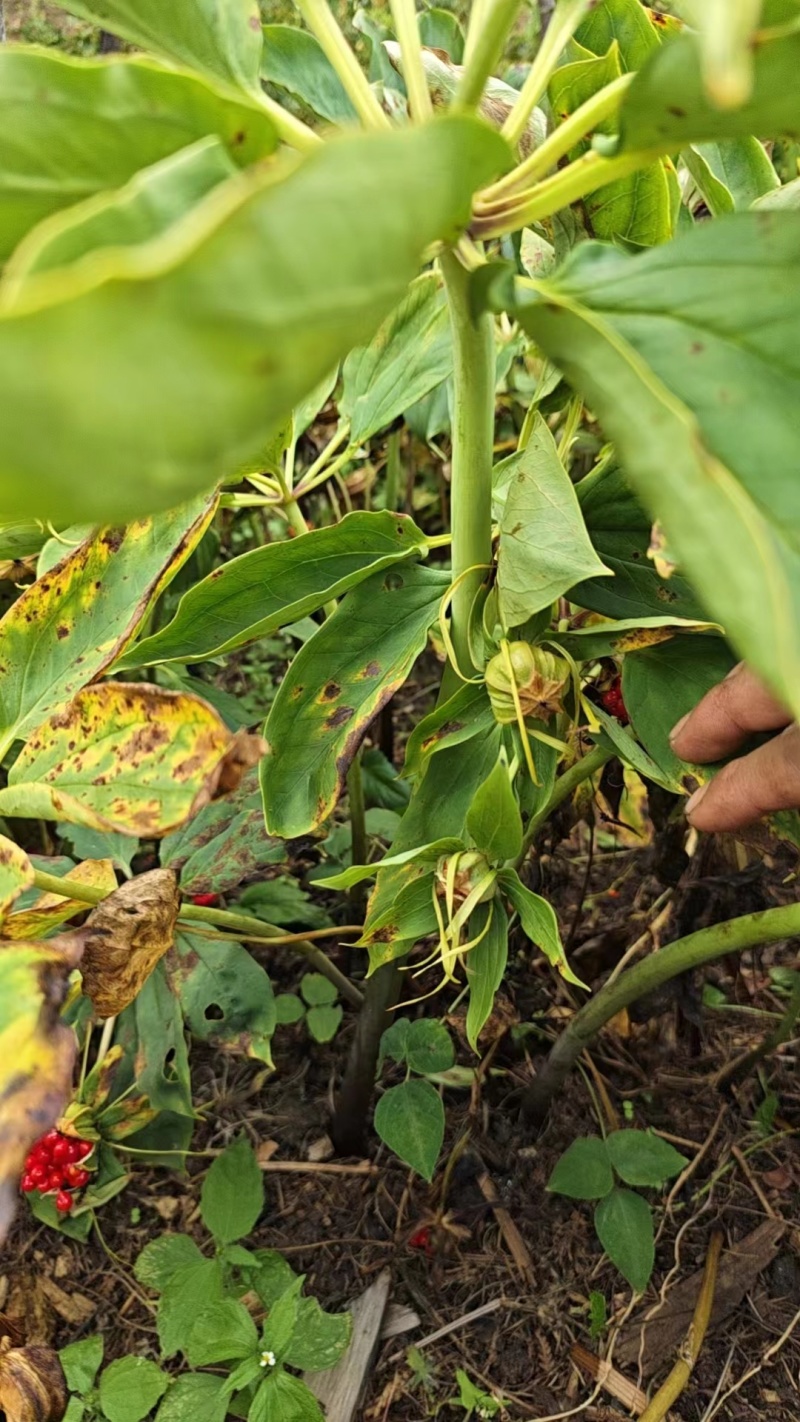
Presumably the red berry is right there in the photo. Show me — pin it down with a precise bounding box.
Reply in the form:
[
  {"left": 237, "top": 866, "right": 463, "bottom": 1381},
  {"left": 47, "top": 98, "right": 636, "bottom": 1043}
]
[
  {"left": 51, "top": 1138, "right": 71, "bottom": 1164},
  {"left": 408, "top": 1226, "right": 433, "bottom": 1255},
  {"left": 20, "top": 1174, "right": 35, "bottom": 1194},
  {"left": 65, "top": 1165, "right": 90, "bottom": 1189},
  {"left": 29, "top": 1165, "right": 48, "bottom": 1187},
  {"left": 46, "top": 1170, "right": 64, "bottom": 1193},
  {"left": 28, "top": 1144, "right": 51, "bottom": 1168},
  {"left": 191, "top": 893, "right": 219, "bottom": 907},
  {"left": 44, "top": 1130, "right": 61, "bottom": 1147},
  {"left": 55, "top": 1191, "right": 73, "bottom": 1214},
  {"left": 65, "top": 1139, "right": 83, "bottom": 1163},
  {"left": 76, "top": 1140, "right": 93, "bottom": 1160}
]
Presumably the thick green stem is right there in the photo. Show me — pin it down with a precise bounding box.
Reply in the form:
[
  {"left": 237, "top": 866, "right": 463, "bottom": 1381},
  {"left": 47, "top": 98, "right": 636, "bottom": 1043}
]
[
  {"left": 454, "top": 0, "right": 525, "bottom": 111},
  {"left": 389, "top": 0, "right": 432, "bottom": 121},
  {"left": 440, "top": 248, "right": 495, "bottom": 683},
  {"left": 292, "top": 0, "right": 390, "bottom": 129},
  {"left": 516, "top": 744, "right": 612, "bottom": 865},
  {"left": 502, "top": 0, "right": 595, "bottom": 149},
  {"left": 472, "top": 146, "right": 665, "bottom": 238},
  {"left": 330, "top": 959, "right": 402, "bottom": 1155},
  {"left": 522, "top": 901, "right": 800, "bottom": 1124}
]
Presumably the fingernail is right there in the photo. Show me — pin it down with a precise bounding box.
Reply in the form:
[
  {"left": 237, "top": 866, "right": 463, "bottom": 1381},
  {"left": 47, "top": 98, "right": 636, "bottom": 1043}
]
[
  {"left": 685, "top": 782, "right": 709, "bottom": 818},
  {"left": 669, "top": 713, "right": 690, "bottom": 746},
  {"left": 724, "top": 661, "right": 745, "bottom": 681}
]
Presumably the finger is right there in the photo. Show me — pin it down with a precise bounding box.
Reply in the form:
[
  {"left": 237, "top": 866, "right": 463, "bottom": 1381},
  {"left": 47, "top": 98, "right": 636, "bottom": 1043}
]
[
  {"left": 669, "top": 663, "right": 791, "bottom": 764},
  {"left": 685, "top": 724, "right": 800, "bottom": 831}
]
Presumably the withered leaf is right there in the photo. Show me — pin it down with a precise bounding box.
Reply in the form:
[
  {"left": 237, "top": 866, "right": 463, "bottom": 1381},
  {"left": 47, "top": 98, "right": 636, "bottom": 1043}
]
[
  {"left": 0, "top": 1341, "right": 67, "bottom": 1422},
  {"left": 79, "top": 870, "right": 180, "bottom": 1017}
]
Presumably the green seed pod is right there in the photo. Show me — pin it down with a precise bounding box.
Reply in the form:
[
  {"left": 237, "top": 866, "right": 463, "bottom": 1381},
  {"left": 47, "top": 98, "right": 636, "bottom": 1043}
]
[{"left": 486, "top": 642, "right": 570, "bottom": 724}]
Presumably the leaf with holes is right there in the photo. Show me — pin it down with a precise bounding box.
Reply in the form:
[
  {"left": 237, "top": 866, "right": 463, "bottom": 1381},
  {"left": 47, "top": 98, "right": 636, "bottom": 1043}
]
[
  {"left": 133, "top": 962, "right": 193, "bottom": 1118},
  {"left": 168, "top": 932, "right": 276, "bottom": 1067}
]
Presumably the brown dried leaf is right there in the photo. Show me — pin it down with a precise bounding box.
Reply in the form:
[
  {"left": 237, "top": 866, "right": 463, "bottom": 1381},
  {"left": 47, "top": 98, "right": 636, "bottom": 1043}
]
[
  {"left": 78, "top": 869, "right": 180, "bottom": 1017},
  {"left": 200, "top": 730, "right": 267, "bottom": 802},
  {"left": 0, "top": 1341, "right": 67, "bottom": 1422},
  {"left": 37, "top": 1280, "right": 94, "bottom": 1327}
]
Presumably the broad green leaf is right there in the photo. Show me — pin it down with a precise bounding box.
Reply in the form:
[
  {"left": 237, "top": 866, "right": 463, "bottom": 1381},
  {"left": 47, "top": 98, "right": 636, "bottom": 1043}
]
[
  {"left": 250, "top": 1372, "right": 324, "bottom": 1422},
  {"left": 169, "top": 932, "right": 277, "bottom": 1067},
  {"left": 261, "top": 1278, "right": 303, "bottom": 1360},
  {"left": 239, "top": 877, "right": 331, "bottom": 932},
  {"left": 605, "top": 1130, "right": 687, "bottom": 1188},
  {"left": 187, "top": 1300, "right": 259, "bottom": 1366},
  {"left": 261, "top": 25, "right": 357, "bottom": 124},
  {"left": 284, "top": 1298, "right": 352, "bottom": 1372},
  {"left": 201, "top": 1136, "right": 264, "bottom": 1245},
  {"left": 573, "top": 461, "right": 707, "bottom": 621},
  {"left": 0, "top": 49, "right": 275, "bottom": 260},
  {"left": 252, "top": 1250, "right": 299, "bottom": 1309},
  {"left": 0, "top": 941, "right": 77, "bottom": 1243},
  {"left": 466, "top": 758, "right": 523, "bottom": 864},
  {"left": 0, "top": 499, "right": 215, "bottom": 755},
  {"left": 622, "top": 636, "right": 736, "bottom": 790},
  {"left": 161, "top": 770, "right": 284, "bottom": 897},
  {"left": 262, "top": 564, "right": 450, "bottom": 837},
  {"left": 498, "top": 869, "right": 585, "bottom": 988},
  {"left": 134, "top": 962, "right": 193, "bottom": 1118},
  {"left": 134, "top": 1234, "right": 204, "bottom": 1293},
  {"left": 59, "top": 1336, "right": 104, "bottom": 1396},
  {"left": 374, "top": 1078, "right": 444, "bottom": 1180},
  {"left": 0, "top": 835, "right": 34, "bottom": 920},
  {"left": 359, "top": 867, "right": 440, "bottom": 959},
  {"left": 594, "top": 1187, "right": 655, "bottom": 1292},
  {"left": 340, "top": 274, "right": 453, "bottom": 445},
  {"left": 306, "top": 1004, "right": 343, "bottom": 1043},
  {"left": 418, "top": 8, "right": 465, "bottom": 62},
  {"left": 119, "top": 512, "right": 428, "bottom": 668},
  {"left": 496, "top": 414, "right": 609, "bottom": 629},
  {"left": 556, "top": 615, "right": 719, "bottom": 663},
  {"left": 549, "top": 42, "right": 673, "bottom": 246},
  {"left": 575, "top": 0, "right": 661, "bottom": 71},
  {"left": 754, "top": 175, "right": 800, "bottom": 210},
  {"left": 465, "top": 902, "right": 509, "bottom": 1053},
  {"left": 157, "top": 1259, "right": 225, "bottom": 1360},
  {"left": 360, "top": 746, "right": 411, "bottom": 812},
  {"left": 0, "top": 119, "right": 507, "bottom": 525},
  {"left": 300, "top": 973, "right": 338, "bottom": 1007},
  {"left": 591, "top": 704, "right": 674, "bottom": 791},
  {"left": 404, "top": 1019, "right": 455, "bottom": 1076},
  {"left": 547, "top": 1137, "right": 614, "bottom": 1200},
  {"left": 275, "top": 994, "right": 305, "bottom": 1025},
  {"left": 53, "top": 0, "right": 265, "bottom": 95},
  {"left": 379, "top": 1019, "right": 411, "bottom": 1068},
  {"left": 58, "top": 824, "right": 136, "bottom": 875},
  {"left": 488, "top": 217, "right": 800, "bottom": 720},
  {"left": 155, "top": 1375, "right": 228, "bottom": 1422},
  {"left": 6, "top": 138, "right": 237, "bottom": 291},
  {"left": 99, "top": 1358, "right": 169, "bottom": 1422},
  {"left": 0, "top": 684, "right": 235, "bottom": 835},
  {"left": 684, "top": 138, "right": 779, "bottom": 216},
  {"left": 403, "top": 683, "right": 495, "bottom": 781}
]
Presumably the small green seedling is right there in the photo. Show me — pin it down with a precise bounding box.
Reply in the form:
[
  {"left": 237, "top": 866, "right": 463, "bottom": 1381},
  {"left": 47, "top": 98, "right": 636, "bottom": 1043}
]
[
  {"left": 450, "top": 1369, "right": 505, "bottom": 1418},
  {"left": 374, "top": 1018, "right": 456, "bottom": 1180},
  {"left": 275, "top": 972, "right": 343, "bottom": 1043}
]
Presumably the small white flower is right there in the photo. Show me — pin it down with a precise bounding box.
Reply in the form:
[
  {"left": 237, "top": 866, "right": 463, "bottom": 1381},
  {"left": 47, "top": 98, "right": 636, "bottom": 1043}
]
[{"left": 259, "top": 1350, "right": 276, "bottom": 1369}]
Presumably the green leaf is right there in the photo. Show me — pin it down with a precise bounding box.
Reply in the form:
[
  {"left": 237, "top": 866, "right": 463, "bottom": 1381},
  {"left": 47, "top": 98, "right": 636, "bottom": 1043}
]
[
  {"left": 0, "top": 48, "right": 275, "bottom": 262},
  {"left": 405, "top": 1020, "right": 455, "bottom": 1076},
  {"left": 496, "top": 414, "right": 609, "bottom": 629},
  {"left": 261, "top": 25, "right": 356, "bottom": 124},
  {"left": 547, "top": 1137, "right": 614, "bottom": 1200},
  {"left": 134, "top": 1234, "right": 203, "bottom": 1293},
  {"left": 168, "top": 933, "right": 277, "bottom": 1068},
  {"left": 251, "top": 1251, "right": 299, "bottom": 1309},
  {"left": 466, "top": 757, "right": 523, "bottom": 864},
  {"left": 306, "top": 1004, "right": 343, "bottom": 1043},
  {"left": 300, "top": 973, "right": 338, "bottom": 1007},
  {"left": 754, "top": 174, "right": 800, "bottom": 210},
  {"left": 316, "top": 838, "right": 462, "bottom": 892},
  {"left": 53, "top": 0, "right": 264, "bottom": 95},
  {"left": 557, "top": 615, "right": 718, "bottom": 663},
  {"left": 622, "top": 636, "right": 736, "bottom": 791},
  {"left": 575, "top": 0, "right": 661, "bottom": 71},
  {"left": 340, "top": 274, "right": 453, "bottom": 445},
  {"left": 157, "top": 1259, "right": 225, "bottom": 1360},
  {"left": 59, "top": 1336, "right": 104, "bottom": 1396},
  {"left": 262, "top": 564, "right": 450, "bottom": 837},
  {"left": 419, "top": 9, "right": 465, "bottom": 62},
  {"left": 64, "top": 1400, "right": 86, "bottom": 1422},
  {"left": 134, "top": 962, "right": 193, "bottom": 1118},
  {"left": 359, "top": 867, "right": 440, "bottom": 964},
  {"left": 378, "top": 1018, "right": 411, "bottom": 1069},
  {"left": 201, "top": 1136, "right": 264, "bottom": 1245},
  {"left": 0, "top": 499, "right": 214, "bottom": 754},
  {"left": 238, "top": 878, "right": 331, "bottom": 932},
  {"left": 498, "top": 869, "right": 586, "bottom": 989},
  {"left": 591, "top": 704, "right": 675, "bottom": 791},
  {"left": 403, "top": 683, "right": 495, "bottom": 782},
  {"left": 155, "top": 1375, "right": 228, "bottom": 1422},
  {"left": 684, "top": 139, "right": 779, "bottom": 217},
  {"left": 573, "top": 461, "right": 707, "bottom": 622},
  {"left": 275, "top": 994, "right": 306, "bottom": 1026},
  {"left": 0, "top": 119, "right": 507, "bottom": 525},
  {"left": 374, "top": 1079, "right": 444, "bottom": 1180},
  {"left": 160, "top": 769, "right": 284, "bottom": 898},
  {"left": 594, "top": 1187, "right": 655, "bottom": 1292},
  {"left": 605, "top": 1130, "right": 688, "bottom": 1188},
  {"left": 119, "top": 511, "right": 427, "bottom": 669},
  {"left": 187, "top": 1299, "right": 259, "bottom": 1366},
  {"left": 261, "top": 1278, "right": 303, "bottom": 1361},
  {"left": 360, "top": 747, "right": 411, "bottom": 812},
  {"left": 58, "top": 825, "right": 137, "bottom": 876},
  {"left": 489, "top": 217, "right": 800, "bottom": 720},
  {"left": 284, "top": 1298, "right": 352, "bottom": 1372},
  {"left": 465, "top": 902, "right": 509, "bottom": 1053},
  {"left": 99, "top": 1358, "right": 168, "bottom": 1422},
  {"left": 250, "top": 1372, "right": 324, "bottom": 1422}
]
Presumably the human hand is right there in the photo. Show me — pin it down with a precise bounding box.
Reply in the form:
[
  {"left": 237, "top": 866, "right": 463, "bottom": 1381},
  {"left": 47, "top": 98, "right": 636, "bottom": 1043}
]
[{"left": 669, "top": 663, "right": 800, "bottom": 831}]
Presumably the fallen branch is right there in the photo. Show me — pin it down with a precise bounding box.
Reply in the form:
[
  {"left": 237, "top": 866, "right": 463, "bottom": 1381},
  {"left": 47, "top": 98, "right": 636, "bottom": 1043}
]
[{"left": 638, "top": 1232, "right": 723, "bottom": 1422}]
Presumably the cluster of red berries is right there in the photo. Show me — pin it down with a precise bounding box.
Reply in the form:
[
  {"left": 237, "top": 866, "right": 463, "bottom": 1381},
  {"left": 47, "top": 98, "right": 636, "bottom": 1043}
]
[
  {"left": 600, "top": 676, "right": 629, "bottom": 725},
  {"left": 21, "top": 1131, "right": 93, "bottom": 1214}
]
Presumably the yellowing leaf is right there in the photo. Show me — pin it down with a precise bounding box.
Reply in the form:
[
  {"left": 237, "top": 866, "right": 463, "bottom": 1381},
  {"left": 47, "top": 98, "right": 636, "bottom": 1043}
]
[
  {"left": 4, "top": 858, "right": 118, "bottom": 940},
  {"left": 78, "top": 869, "right": 180, "bottom": 1016},
  {"left": 0, "top": 685, "right": 246, "bottom": 837},
  {"left": 0, "top": 1343, "right": 67, "bottom": 1422},
  {"left": 0, "top": 835, "right": 34, "bottom": 921}
]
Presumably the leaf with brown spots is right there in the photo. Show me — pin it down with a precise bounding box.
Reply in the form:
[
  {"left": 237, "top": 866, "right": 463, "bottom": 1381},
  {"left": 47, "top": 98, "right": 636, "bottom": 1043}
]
[
  {"left": 160, "top": 767, "right": 284, "bottom": 895},
  {"left": 0, "top": 835, "right": 34, "bottom": 921},
  {"left": 76, "top": 869, "right": 180, "bottom": 1017},
  {"left": 0, "top": 684, "right": 236, "bottom": 836},
  {"left": 556, "top": 615, "right": 721, "bottom": 663},
  {"left": 261, "top": 563, "right": 450, "bottom": 837},
  {"left": 0, "top": 936, "right": 82, "bottom": 1245},
  {"left": 0, "top": 496, "right": 217, "bottom": 757},
  {"left": 4, "top": 858, "right": 117, "bottom": 940},
  {"left": 0, "top": 1341, "right": 67, "bottom": 1422}
]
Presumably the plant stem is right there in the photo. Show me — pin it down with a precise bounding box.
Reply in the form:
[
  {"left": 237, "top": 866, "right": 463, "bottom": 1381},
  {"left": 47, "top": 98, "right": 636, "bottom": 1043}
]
[
  {"left": 346, "top": 751, "right": 368, "bottom": 919},
  {"left": 638, "top": 1231, "right": 724, "bottom": 1422},
  {"left": 502, "top": 0, "right": 595, "bottom": 149},
  {"left": 384, "top": 429, "right": 402, "bottom": 511},
  {"left": 472, "top": 146, "right": 664, "bottom": 238},
  {"left": 292, "top": 0, "right": 391, "bottom": 129},
  {"left": 454, "top": 0, "right": 525, "bottom": 111},
  {"left": 330, "top": 959, "right": 402, "bottom": 1155},
  {"left": 482, "top": 73, "right": 633, "bottom": 201},
  {"left": 440, "top": 247, "right": 495, "bottom": 681},
  {"left": 389, "top": 0, "right": 432, "bottom": 121},
  {"left": 31, "top": 868, "right": 363, "bottom": 1008},
  {"left": 516, "top": 743, "right": 612, "bottom": 865},
  {"left": 522, "top": 901, "right": 800, "bottom": 1124},
  {"left": 256, "top": 91, "right": 321, "bottom": 151}
]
